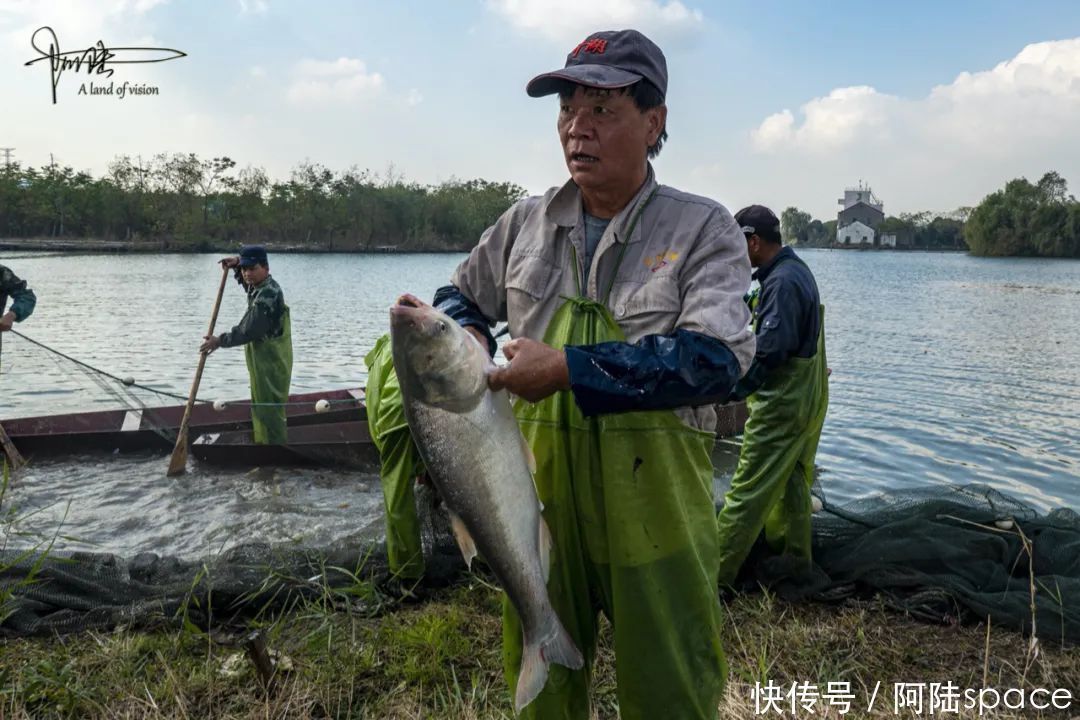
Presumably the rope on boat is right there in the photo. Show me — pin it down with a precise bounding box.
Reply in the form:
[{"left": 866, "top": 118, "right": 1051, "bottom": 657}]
[{"left": 6, "top": 329, "right": 361, "bottom": 409}]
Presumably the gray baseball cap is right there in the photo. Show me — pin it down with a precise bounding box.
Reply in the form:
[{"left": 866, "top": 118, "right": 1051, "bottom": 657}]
[{"left": 526, "top": 29, "right": 667, "bottom": 99}]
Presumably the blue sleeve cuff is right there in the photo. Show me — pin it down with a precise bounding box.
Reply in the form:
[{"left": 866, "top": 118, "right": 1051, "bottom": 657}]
[
  {"left": 433, "top": 285, "right": 496, "bottom": 357},
  {"left": 728, "top": 360, "right": 769, "bottom": 401},
  {"left": 565, "top": 329, "right": 744, "bottom": 417},
  {"left": 10, "top": 290, "right": 35, "bottom": 322}
]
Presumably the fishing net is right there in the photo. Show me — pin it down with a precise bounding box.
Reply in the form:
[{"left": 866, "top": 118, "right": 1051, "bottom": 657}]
[
  {"left": 747, "top": 484, "right": 1080, "bottom": 645},
  {"left": 0, "top": 484, "right": 462, "bottom": 637},
  {"left": 0, "top": 329, "right": 186, "bottom": 447},
  {"left": 2, "top": 482, "right": 1078, "bottom": 644}
]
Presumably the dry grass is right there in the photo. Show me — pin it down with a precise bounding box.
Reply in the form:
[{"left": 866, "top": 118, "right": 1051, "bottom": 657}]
[{"left": 0, "top": 583, "right": 1076, "bottom": 719}]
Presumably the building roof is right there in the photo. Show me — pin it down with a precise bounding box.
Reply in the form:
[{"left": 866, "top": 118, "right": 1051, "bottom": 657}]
[{"left": 838, "top": 201, "right": 885, "bottom": 223}]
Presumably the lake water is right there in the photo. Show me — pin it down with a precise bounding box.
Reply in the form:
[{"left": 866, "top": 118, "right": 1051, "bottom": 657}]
[{"left": 1, "top": 249, "right": 1078, "bottom": 558}]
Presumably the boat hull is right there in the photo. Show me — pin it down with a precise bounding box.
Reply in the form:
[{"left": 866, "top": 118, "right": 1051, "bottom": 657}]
[{"left": 1, "top": 389, "right": 365, "bottom": 457}]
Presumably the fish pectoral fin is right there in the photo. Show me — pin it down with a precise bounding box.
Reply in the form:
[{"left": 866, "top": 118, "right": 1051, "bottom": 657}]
[
  {"left": 538, "top": 514, "right": 552, "bottom": 583},
  {"left": 519, "top": 430, "right": 536, "bottom": 475},
  {"left": 448, "top": 511, "right": 478, "bottom": 569}
]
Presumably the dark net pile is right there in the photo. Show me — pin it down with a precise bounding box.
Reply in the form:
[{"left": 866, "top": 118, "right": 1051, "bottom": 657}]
[
  {"left": 3, "top": 483, "right": 1079, "bottom": 643},
  {"left": 750, "top": 484, "right": 1080, "bottom": 644}
]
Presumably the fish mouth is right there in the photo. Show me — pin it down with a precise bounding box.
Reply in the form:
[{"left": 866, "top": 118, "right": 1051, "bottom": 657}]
[{"left": 390, "top": 293, "right": 428, "bottom": 326}]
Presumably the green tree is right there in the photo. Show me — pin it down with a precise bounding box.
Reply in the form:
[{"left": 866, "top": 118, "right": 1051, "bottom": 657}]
[
  {"left": 780, "top": 207, "right": 812, "bottom": 244},
  {"left": 966, "top": 171, "right": 1078, "bottom": 257},
  {"left": 823, "top": 220, "right": 837, "bottom": 244},
  {"left": 805, "top": 219, "right": 827, "bottom": 246},
  {"left": 0, "top": 153, "right": 526, "bottom": 252}
]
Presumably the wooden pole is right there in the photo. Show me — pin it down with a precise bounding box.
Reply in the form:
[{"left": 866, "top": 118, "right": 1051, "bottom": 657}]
[
  {"left": 0, "top": 330, "right": 26, "bottom": 470},
  {"left": 167, "top": 265, "right": 230, "bottom": 477},
  {"left": 0, "top": 422, "right": 24, "bottom": 470}
]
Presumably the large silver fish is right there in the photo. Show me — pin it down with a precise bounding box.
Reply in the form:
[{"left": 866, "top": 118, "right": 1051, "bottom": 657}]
[{"left": 389, "top": 293, "right": 583, "bottom": 713}]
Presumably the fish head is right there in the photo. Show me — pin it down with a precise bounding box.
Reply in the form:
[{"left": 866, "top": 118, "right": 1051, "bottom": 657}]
[{"left": 390, "top": 294, "right": 490, "bottom": 411}]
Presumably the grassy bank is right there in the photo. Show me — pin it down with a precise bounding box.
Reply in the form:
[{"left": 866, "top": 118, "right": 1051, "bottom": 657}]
[{"left": 1, "top": 582, "right": 1076, "bottom": 719}]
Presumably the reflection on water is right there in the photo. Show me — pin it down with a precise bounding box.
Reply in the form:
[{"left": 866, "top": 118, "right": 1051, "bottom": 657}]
[{"left": 1, "top": 250, "right": 1078, "bottom": 558}]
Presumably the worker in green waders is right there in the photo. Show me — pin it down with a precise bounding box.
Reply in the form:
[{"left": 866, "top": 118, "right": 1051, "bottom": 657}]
[
  {"left": 430, "top": 29, "right": 755, "bottom": 719},
  {"left": 1, "top": 264, "right": 36, "bottom": 334},
  {"left": 200, "top": 245, "right": 293, "bottom": 445},
  {"left": 715, "top": 205, "right": 829, "bottom": 587},
  {"left": 1, "top": 264, "right": 37, "bottom": 373},
  {"left": 363, "top": 333, "right": 427, "bottom": 596}
]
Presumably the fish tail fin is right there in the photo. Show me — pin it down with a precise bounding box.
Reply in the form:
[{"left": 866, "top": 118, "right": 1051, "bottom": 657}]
[
  {"left": 514, "top": 616, "right": 584, "bottom": 713},
  {"left": 541, "top": 616, "right": 584, "bottom": 671}
]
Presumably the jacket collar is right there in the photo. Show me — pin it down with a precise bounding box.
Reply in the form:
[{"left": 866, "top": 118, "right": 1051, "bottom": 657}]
[
  {"left": 752, "top": 246, "right": 795, "bottom": 283},
  {"left": 545, "top": 163, "right": 658, "bottom": 245}
]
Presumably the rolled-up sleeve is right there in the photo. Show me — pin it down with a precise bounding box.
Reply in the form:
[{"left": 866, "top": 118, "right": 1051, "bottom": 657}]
[
  {"left": 9, "top": 286, "right": 36, "bottom": 322},
  {"left": 1, "top": 268, "right": 36, "bottom": 322}
]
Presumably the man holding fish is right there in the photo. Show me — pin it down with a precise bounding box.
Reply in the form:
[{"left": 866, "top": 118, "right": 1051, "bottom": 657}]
[{"left": 392, "top": 28, "right": 755, "bottom": 719}]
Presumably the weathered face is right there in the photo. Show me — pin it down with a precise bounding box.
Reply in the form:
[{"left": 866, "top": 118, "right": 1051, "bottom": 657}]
[
  {"left": 745, "top": 234, "right": 763, "bottom": 269},
  {"left": 241, "top": 263, "right": 269, "bottom": 285},
  {"left": 389, "top": 294, "right": 488, "bottom": 410},
  {"left": 557, "top": 85, "right": 664, "bottom": 199}
]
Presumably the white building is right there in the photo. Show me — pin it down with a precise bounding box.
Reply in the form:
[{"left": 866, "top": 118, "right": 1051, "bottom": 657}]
[
  {"left": 836, "top": 181, "right": 885, "bottom": 247},
  {"left": 837, "top": 185, "right": 883, "bottom": 213},
  {"left": 839, "top": 220, "right": 875, "bottom": 246}
]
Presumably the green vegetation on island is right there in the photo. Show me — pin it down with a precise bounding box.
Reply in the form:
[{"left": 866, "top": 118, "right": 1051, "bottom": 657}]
[
  {"left": 965, "top": 171, "right": 1080, "bottom": 257},
  {"left": 0, "top": 155, "right": 525, "bottom": 253}
]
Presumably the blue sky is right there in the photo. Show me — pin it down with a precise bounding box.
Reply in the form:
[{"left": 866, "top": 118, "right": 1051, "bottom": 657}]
[{"left": 3, "top": 0, "right": 1080, "bottom": 219}]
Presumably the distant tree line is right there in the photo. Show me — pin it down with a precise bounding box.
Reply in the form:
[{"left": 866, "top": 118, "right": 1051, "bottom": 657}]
[
  {"left": 964, "top": 171, "right": 1080, "bottom": 257},
  {"left": 0, "top": 154, "right": 527, "bottom": 252},
  {"left": 778, "top": 207, "right": 967, "bottom": 251}
]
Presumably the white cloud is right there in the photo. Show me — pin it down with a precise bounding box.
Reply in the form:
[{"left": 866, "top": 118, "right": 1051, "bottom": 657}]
[
  {"left": 286, "top": 57, "right": 385, "bottom": 104},
  {"left": 485, "top": 0, "right": 703, "bottom": 45},
  {"left": 740, "top": 37, "right": 1080, "bottom": 215},
  {"left": 753, "top": 38, "right": 1080, "bottom": 156},
  {"left": 237, "top": 0, "right": 267, "bottom": 14},
  {"left": 0, "top": 0, "right": 167, "bottom": 42},
  {"left": 751, "top": 86, "right": 901, "bottom": 154},
  {"left": 407, "top": 88, "right": 423, "bottom": 106},
  {"left": 250, "top": 65, "right": 265, "bottom": 78}
]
